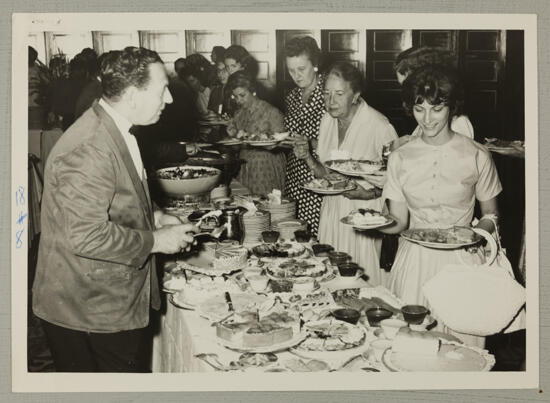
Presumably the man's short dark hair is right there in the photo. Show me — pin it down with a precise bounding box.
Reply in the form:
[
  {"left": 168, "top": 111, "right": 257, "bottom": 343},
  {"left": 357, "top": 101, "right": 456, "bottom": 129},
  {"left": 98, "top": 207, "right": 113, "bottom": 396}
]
[{"left": 100, "top": 46, "right": 163, "bottom": 100}]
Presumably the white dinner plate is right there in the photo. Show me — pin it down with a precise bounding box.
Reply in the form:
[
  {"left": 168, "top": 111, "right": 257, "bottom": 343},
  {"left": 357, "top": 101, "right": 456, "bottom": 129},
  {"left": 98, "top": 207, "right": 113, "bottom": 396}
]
[
  {"left": 302, "top": 182, "right": 356, "bottom": 195},
  {"left": 218, "top": 331, "right": 308, "bottom": 353},
  {"left": 325, "top": 159, "right": 384, "bottom": 177},
  {"left": 245, "top": 140, "right": 280, "bottom": 147},
  {"left": 340, "top": 214, "right": 394, "bottom": 230}
]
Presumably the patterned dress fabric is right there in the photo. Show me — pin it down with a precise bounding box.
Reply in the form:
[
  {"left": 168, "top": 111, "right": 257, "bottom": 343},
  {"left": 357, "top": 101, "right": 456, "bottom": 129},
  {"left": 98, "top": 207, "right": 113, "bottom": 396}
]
[
  {"left": 227, "top": 98, "right": 286, "bottom": 195},
  {"left": 284, "top": 75, "right": 325, "bottom": 236}
]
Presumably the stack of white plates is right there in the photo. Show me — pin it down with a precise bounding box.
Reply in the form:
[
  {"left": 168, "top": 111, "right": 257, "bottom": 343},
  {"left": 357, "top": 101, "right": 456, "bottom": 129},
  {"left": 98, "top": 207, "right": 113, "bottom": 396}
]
[
  {"left": 242, "top": 209, "right": 271, "bottom": 244},
  {"left": 259, "top": 199, "right": 296, "bottom": 224},
  {"left": 272, "top": 219, "right": 307, "bottom": 241}
]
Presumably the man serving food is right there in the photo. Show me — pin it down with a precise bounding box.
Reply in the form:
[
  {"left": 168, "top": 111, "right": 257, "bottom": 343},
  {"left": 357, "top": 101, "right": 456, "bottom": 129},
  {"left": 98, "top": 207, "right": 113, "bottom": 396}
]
[{"left": 32, "top": 47, "right": 197, "bottom": 372}]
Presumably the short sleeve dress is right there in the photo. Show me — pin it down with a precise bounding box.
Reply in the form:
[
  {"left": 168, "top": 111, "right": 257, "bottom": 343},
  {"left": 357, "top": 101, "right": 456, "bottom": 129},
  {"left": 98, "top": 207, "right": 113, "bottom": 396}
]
[
  {"left": 383, "top": 133, "right": 502, "bottom": 346},
  {"left": 317, "top": 99, "right": 398, "bottom": 286},
  {"left": 227, "top": 99, "right": 287, "bottom": 195},
  {"left": 284, "top": 75, "right": 325, "bottom": 236}
]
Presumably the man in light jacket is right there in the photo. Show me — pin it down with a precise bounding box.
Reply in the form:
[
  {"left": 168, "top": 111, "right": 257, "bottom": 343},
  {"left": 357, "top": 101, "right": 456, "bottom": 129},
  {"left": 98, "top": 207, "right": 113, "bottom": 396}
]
[{"left": 32, "top": 47, "right": 197, "bottom": 372}]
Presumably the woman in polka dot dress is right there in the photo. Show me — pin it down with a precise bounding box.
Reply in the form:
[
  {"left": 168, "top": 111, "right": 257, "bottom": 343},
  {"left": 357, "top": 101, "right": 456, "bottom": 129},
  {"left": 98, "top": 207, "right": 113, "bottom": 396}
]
[{"left": 283, "top": 36, "right": 326, "bottom": 237}]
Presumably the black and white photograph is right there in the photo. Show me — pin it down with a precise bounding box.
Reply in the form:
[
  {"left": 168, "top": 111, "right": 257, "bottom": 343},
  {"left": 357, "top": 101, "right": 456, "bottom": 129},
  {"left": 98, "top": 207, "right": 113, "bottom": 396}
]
[{"left": 11, "top": 11, "right": 538, "bottom": 393}]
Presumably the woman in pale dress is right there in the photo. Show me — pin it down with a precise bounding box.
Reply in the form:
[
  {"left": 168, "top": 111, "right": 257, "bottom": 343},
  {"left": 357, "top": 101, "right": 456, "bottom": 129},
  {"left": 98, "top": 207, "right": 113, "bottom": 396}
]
[
  {"left": 293, "top": 62, "right": 398, "bottom": 286},
  {"left": 379, "top": 65, "right": 502, "bottom": 347}
]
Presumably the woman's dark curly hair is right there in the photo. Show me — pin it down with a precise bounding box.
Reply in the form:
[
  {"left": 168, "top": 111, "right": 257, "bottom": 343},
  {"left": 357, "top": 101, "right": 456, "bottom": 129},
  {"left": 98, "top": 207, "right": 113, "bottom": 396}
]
[
  {"left": 100, "top": 46, "right": 163, "bottom": 100},
  {"left": 284, "top": 36, "right": 321, "bottom": 67},
  {"left": 226, "top": 70, "right": 257, "bottom": 95},
  {"left": 401, "top": 65, "right": 464, "bottom": 122},
  {"left": 223, "top": 45, "right": 259, "bottom": 78}
]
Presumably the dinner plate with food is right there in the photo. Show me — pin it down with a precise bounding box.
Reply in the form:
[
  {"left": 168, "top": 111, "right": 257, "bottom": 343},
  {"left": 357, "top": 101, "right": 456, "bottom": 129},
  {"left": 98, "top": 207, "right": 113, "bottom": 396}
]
[
  {"left": 401, "top": 226, "right": 483, "bottom": 249},
  {"left": 325, "top": 159, "right": 385, "bottom": 177},
  {"left": 290, "top": 318, "right": 369, "bottom": 362},
  {"left": 303, "top": 174, "right": 356, "bottom": 195},
  {"left": 484, "top": 137, "right": 525, "bottom": 155},
  {"left": 217, "top": 138, "right": 243, "bottom": 146},
  {"left": 340, "top": 208, "right": 394, "bottom": 230}
]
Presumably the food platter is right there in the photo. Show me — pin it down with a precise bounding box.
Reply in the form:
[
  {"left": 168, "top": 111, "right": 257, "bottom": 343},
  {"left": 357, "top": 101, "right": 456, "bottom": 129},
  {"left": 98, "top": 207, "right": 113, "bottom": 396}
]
[
  {"left": 381, "top": 341, "right": 495, "bottom": 372},
  {"left": 340, "top": 209, "right": 394, "bottom": 230},
  {"left": 325, "top": 159, "right": 384, "bottom": 177},
  {"left": 290, "top": 319, "right": 369, "bottom": 362},
  {"left": 265, "top": 258, "right": 333, "bottom": 283},
  {"left": 303, "top": 181, "right": 356, "bottom": 195},
  {"left": 401, "top": 227, "right": 483, "bottom": 249},
  {"left": 218, "top": 331, "right": 308, "bottom": 353},
  {"left": 244, "top": 140, "right": 280, "bottom": 147}
]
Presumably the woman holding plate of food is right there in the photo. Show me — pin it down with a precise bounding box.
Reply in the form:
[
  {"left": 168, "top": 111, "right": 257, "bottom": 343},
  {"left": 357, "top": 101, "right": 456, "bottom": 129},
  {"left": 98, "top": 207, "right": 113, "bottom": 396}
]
[
  {"left": 378, "top": 65, "right": 502, "bottom": 347},
  {"left": 283, "top": 36, "right": 326, "bottom": 237},
  {"left": 226, "top": 71, "right": 287, "bottom": 195},
  {"left": 293, "top": 61, "right": 398, "bottom": 286}
]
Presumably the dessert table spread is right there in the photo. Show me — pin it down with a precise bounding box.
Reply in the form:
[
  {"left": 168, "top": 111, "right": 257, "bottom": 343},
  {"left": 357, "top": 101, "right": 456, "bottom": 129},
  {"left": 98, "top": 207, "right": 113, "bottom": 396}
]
[{"left": 150, "top": 183, "right": 496, "bottom": 373}]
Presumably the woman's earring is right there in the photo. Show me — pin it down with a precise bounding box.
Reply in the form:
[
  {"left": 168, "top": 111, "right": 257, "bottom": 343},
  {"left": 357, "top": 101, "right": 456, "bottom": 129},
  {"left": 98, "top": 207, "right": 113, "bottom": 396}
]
[
  {"left": 253, "top": 92, "right": 257, "bottom": 96},
  {"left": 313, "top": 66, "right": 318, "bottom": 72}
]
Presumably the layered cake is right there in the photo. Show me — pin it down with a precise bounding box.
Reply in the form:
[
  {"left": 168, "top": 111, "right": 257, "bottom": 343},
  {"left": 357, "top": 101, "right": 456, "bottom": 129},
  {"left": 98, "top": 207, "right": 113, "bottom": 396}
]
[
  {"left": 203, "top": 242, "right": 248, "bottom": 271},
  {"left": 216, "top": 309, "right": 300, "bottom": 348}
]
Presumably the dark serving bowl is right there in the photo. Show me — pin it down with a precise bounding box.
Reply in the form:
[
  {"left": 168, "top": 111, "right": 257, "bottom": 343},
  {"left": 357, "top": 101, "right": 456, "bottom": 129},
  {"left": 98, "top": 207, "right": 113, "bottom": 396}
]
[
  {"left": 328, "top": 251, "right": 351, "bottom": 266},
  {"left": 365, "top": 308, "right": 393, "bottom": 327},
  {"left": 294, "top": 230, "right": 312, "bottom": 243},
  {"left": 332, "top": 308, "right": 361, "bottom": 325},
  {"left": 401, "top": 305, "right": 429, "bottom": 325},
  {"left": 261, "top": 230, "right": 280, "bottom": 243},
  {"left": 311, "top": 244, "right": 334, "bottom": 257},
  {"left": 337, "top": 262, "right": 361, "bottom": 277}
]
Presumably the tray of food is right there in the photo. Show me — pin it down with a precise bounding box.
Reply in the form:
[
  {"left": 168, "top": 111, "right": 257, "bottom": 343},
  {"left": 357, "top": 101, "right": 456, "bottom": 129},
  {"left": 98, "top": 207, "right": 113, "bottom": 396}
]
[
  {"left": 290, "top": 318, "right": 369, "bottom": 361},
  {"left": 401, "top": 226, "right": 483, "bottom": 249},
  {"left": 340, "top": 209, "right": 394, "bottom": 230},
  {"left": 325, "top": 159, "right": 384, "bottom": 176},
  {"left": 265, "top": 258, "right": 334, "bottom": 283}
]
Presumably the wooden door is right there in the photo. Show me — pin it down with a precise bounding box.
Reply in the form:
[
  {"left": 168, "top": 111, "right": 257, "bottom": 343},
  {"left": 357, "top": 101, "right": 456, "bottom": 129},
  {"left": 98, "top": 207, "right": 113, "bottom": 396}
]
[
  {"left": 185, "top": 30, "right": 230, "bottom": 62},
  {"left": 459, "top": 30, "right": 505, "bottom": 141},
  {"left": 321, "top": 30, "right": 366, "bottom": 73},
  {"left": 139, "top": 30, "right": 186, "bottom": 75},
  {"left": 365, "top": 30, "right": 412, "bottom": 135}
]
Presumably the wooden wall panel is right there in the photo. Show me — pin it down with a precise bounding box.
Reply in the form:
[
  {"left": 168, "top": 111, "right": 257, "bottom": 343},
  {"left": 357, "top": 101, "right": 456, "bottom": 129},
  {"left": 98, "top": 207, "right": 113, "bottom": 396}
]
[
  {"left": 185, "top": 30, "right": 230, "bottom": 62},
  {"left": 366, "top": 30, "right": 413, "bottom": 135},
  {"left": 92, "top": 31, "right": 139, "bottom": 55},
  {"left": 231, "top": 30, "right": 277, "bottom": 89},
  {"left": 322, "top": 30, "right": 366, "bottom": 74}
]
